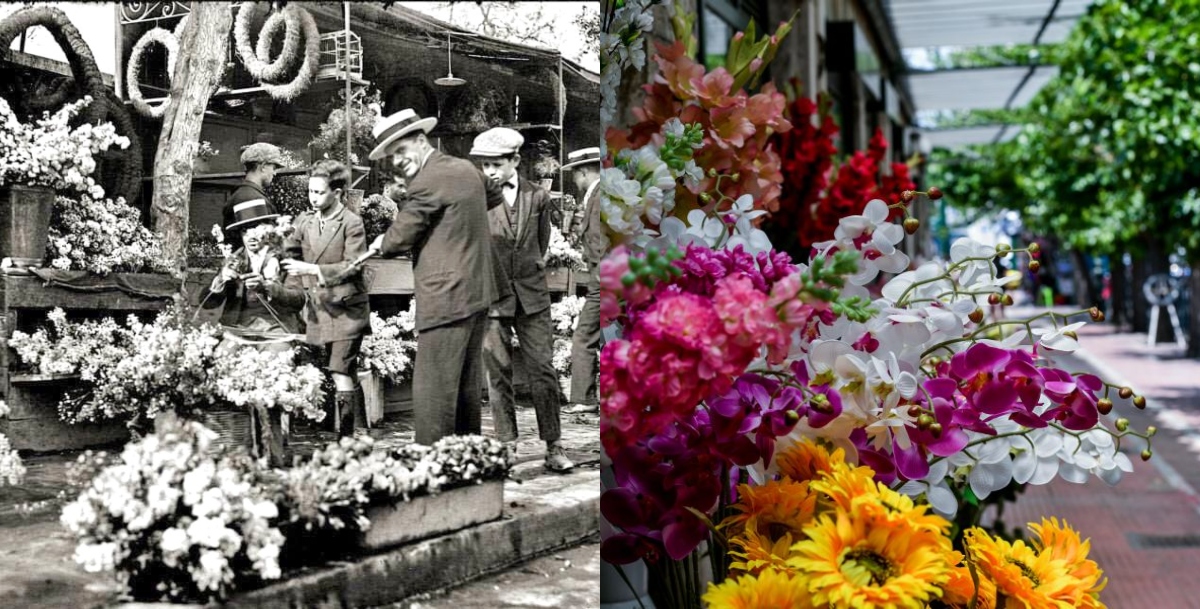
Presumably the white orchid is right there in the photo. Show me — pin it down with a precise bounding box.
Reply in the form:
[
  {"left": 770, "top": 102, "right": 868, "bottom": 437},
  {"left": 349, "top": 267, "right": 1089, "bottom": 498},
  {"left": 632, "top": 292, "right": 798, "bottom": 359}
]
[{"left": 1032, "top": 321, "right": 1087, "bottom": 352}]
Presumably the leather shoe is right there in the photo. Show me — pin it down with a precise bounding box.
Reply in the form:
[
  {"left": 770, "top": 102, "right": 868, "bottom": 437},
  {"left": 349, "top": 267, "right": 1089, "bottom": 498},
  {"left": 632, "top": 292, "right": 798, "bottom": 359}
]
[{"left": 544, "top": 440, "right": 574, "bottom": 472}]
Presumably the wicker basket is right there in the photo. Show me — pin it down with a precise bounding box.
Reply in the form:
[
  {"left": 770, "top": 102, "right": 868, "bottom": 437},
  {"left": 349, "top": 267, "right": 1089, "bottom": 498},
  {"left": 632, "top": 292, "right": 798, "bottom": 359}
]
[{"left": 202, "top": 408, "right": 254, "bottom": 453}]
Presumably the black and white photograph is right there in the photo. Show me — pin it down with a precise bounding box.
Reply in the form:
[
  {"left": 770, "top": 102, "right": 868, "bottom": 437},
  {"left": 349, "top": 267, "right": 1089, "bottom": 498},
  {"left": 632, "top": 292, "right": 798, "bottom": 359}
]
[{"left": 0, "top": 2, "right": 601, "bottom": 607}]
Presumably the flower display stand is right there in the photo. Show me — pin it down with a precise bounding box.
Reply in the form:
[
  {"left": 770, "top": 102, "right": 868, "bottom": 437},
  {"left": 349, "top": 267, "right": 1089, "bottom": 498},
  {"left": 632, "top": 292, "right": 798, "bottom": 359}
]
[
  {"left": 0, "top": 269, "right": 174, "bottom": 451},
  {"left": 357, "top": 480, "right": 504, "bottom": 551},
  {"left": 361, "top": 257, "right": 414, "bottom": 295},
  {"left": 545, "top": 266, "right": 574, "bottom": 293}
]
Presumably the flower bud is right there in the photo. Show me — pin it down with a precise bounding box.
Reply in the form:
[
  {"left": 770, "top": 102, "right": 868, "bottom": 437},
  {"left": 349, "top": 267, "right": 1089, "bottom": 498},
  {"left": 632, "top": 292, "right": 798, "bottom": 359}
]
[
  {"left": 707, "top": 167, "right": 718, "bottom": 177},
  {"left": 699, "top": 192, "right": 712, "bottom": 202},
  {"left": 1089, "top": 306, "right": 1102, "bottom": 321},
  {"left": 907, "top": 405, "right": 923, "bottom": 418},
  {"left": 927, "top": 186, "right": 943, "bottom": 200},
  {"left": 1002, "top": 294, "right": 1014, "bottom": 306},
  {"left": 1133, "top": 395, "right": 1147, "bottom": 410},
  {"left": 1096, "top": 398, "right": 1113, "bottom": 415},
  {"left": 988, "top": 293, "right": 1002, "bottom": 306},
  {"left": 1118, "top": 386, "right": 1134, "bottom": 399},
  {"left": 730, "top": 172, "right": 741, "bottom": 181},
  {"left": 928, "top": 423, "right": 943, "bottom": 437},
  {"left": 968, "top": 308, "right": 985, "bottom": 324},
  {"left": 1028, "top": 260, "right": 1041, "bottom": 273},
  {"left": 1028, "top": 242, "right": 1040, "bottom": 254},
  {"left": 1115, "top": 418, "right": 1130, "bottom": 432},
  {"left": 1141, "top": 448, "right": 1153, "bottom": 461},
  {"left": 997, "top": 243, "right": 1011, "bottom": 254},
  {"left": 917, "top": 413, "right": 935, "bottom": 430},
  {"left": 621, "top": 272, "right": 637, "bottom": 288},
  {"left": 903, "top": 217, "right": 920, "bottom": 234},
  {"left": 1064, "top": 330, "right": 1078, "bottom": 340},
  {"left": 901, "top": 190, "right": 916, "bottom": 203},
  {"left": 1147, "top": 425, "right": 1158, "bottom": 437}
]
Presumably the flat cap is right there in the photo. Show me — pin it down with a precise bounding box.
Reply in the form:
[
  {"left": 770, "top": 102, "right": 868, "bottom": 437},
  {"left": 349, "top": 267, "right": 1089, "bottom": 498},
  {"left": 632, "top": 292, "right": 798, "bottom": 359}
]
[
  {"left": 240, "top": 142, "right": 285, "bottom": 166},
  {"left": 470, "top": 127, "right": 525, "bottom": 157}
]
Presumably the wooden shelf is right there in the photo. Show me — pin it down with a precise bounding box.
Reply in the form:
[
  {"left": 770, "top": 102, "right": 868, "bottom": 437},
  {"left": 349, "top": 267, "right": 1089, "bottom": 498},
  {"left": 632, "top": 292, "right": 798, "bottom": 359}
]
[
  {"left": 134, "top": 74, "right": 372, "bottom": 106},
  {"left": 142, "top": 165, "right": 370, "bottom": 185}
]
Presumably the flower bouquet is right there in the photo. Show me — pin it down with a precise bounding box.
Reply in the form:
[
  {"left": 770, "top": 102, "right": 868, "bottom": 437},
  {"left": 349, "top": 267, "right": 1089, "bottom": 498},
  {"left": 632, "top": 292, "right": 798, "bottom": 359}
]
[
  {"left": 551, "top": 296, "right": 586, "bottom": 383},
  {"left": 59, "top": 416, "right": 285, "bottom": 603},
  {"left": 47, "top": 193, "right": 176, "bottom": 275},
  {"left": 359, "top": 193, "right": 398, "bottom": 243},
  {"left": 0, "top": 95, "right": 129, "bottom": 197},
  {"left": 598, "top": 3, "right": 1150, "bottom": 607},
  {"left": 0, "top": 399, "right": 23, "bottom": 487},
  {"left": 545, "top": 225, "right": 587, "bottom": 271},
  {"left": 358, "top": 303, "right": 418, "bottom": 386}
]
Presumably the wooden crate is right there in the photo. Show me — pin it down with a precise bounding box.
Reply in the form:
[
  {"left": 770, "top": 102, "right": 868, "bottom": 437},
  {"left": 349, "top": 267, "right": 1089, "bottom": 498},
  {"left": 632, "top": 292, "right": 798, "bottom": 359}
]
[
  {"left": 0, "top": 270, "right": 174, "bottom": 451},
  {"left": 0, "top": 374, "right": 127, "bottom": 451},
  {"left": 358, "top": 481, "right": 504, "bottom": 551}
]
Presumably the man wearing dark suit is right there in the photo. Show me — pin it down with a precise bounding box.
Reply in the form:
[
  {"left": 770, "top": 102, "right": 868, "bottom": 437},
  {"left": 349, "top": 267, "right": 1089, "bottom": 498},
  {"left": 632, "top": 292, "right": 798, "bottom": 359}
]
[
  {"left": 367, "top": 109, "right": 506, "bottom": 446},
  {"left": 223, "top": 143, "right": 283, "bottom": 249},
  {"left": 563, "top": 148, "right": 605, "bottom": 415},
  {"left": 470, "top": 128, "right": 573, "bottom": 472}
]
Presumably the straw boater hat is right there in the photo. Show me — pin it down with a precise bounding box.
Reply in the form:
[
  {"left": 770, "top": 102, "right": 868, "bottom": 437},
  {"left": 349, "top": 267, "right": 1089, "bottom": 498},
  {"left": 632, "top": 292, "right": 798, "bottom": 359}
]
[
  {"left": 369, "top": 108, "right": 438, "bottom": 161},
  {"left": 470, "top": 127, "right": 524, "bottom": 157},
  {"left": 561, "top": 147, "right": 601, "bottom": 170},
  {"left": 225, "top": 199, "right": 279, "bottom": 231}
]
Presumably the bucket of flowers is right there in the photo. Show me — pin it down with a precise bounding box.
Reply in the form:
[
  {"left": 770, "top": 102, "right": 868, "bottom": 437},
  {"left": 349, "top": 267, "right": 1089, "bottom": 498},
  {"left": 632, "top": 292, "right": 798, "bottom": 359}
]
[
  {"left": 0, "top": 95, "right": 130, "bottom": 267},
  {"left": 544, "top": 225, "right": 586, "bottom": 292},
  {"left": 357, "top": 308, "right": 418, "bottom": 423}
]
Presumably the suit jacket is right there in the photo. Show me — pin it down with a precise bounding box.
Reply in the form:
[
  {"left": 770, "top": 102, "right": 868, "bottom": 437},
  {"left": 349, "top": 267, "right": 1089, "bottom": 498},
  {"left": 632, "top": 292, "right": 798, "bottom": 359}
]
[
  {"left": 283, "top": 207, "right": 371, "bottom": 344},
  {"left": 379, "top": 150, "right": 509, "bottom": 332},
  {"left": 488, "top": 178, "right": 553, "bottom": 318},
  {"left": 577, "top": 182, "right": 607, "bottom": 267},
  {"left": 198, "top": 247, "right": 305, "bottom": 334}
]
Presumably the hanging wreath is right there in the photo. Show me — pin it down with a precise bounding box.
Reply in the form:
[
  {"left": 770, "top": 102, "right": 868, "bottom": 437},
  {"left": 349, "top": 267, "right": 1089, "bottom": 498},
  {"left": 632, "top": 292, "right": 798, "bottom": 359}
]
[
  {"left": 258, "top": 6, "right": 320, "bottom": 102},
  {"left": 99, "top": 90, "right": 143, "bottom": 202},
  {"left": 126, "top": 27, "right": 178, "bottom": 119},
  {"left": 251, "top": 7, "right": 302, "bottom": 81},
  {"left": 0, "top": 6, "right": 108, "bottom": 124}
]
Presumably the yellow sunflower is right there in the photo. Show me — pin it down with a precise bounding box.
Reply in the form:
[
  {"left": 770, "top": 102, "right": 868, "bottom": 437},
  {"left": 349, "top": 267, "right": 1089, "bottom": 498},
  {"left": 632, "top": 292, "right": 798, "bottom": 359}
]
[
  {"left": 810, "top": 464, "right": 949, "bottom": 539},
  {"left": 730, "top": 527, "right": 799, "bottom": 576},
  {"left": 721, "top": 478, "right": 819, "bottom": 541},
  {"left": 1029, "top": 518, "right": 1107, "bottom": 608},
  {"left": 941, "top": 549, "right": 997, "bottom": 609},
  {"left": 703, "top": 567, "right": 814, "bottom": 609},
  {"left": 775, "top": 438, "right": 847, "bottom": 483},
  {"left": 964, "top": 527, "right": 1102, "bottom": 609},
  {"left": 788, "top": 507, "right": 953, "bottom": 609}
]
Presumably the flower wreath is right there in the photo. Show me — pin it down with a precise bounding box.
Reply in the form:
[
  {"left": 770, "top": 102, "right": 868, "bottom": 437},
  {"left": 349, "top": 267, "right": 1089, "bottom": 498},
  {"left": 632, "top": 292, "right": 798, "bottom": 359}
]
[
  {"left": 235, "top": 3, "right": 321, "bottom": 101},
  {"left": 235, "top": 2, "right": 300, "bottom": 82},
  {"left": 125, "top": 27, "right": 178, "bottom": 119},
  {"left": 125, "top": 17, "right": 190, "bottom": 120},
  {"left": 0, "top": 5, "right": 109, "bottom": 124}
]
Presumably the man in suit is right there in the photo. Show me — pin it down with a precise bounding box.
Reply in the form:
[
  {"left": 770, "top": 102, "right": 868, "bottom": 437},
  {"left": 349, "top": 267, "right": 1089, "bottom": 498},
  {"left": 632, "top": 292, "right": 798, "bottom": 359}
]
[
  {"left": 471, "top": 127, "right": 573, "bottom": 472},
  {"left": 367, "top": 109, "right": 506, "bottom": 446},
  {"left": 563, "top": 148, "right": 605, "bottom": 415},
  {"left": 223, "top": 143, "right": 283, "bottom": 248}
]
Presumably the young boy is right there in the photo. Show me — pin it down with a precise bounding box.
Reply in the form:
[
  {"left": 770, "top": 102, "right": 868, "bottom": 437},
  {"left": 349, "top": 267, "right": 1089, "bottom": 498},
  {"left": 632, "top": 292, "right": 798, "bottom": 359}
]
[{"left": 280, "top": 159, "right": 371, "bottom": 437}]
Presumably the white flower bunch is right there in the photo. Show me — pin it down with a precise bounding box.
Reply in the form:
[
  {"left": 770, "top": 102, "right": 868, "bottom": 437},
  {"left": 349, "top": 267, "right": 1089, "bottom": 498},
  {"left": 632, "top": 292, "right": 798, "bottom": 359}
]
[
  {"left": 600, "top": 0, "right": 655, "bottom": 128},
  {"left": 240, "top": 215, "right": 295, "bottom": 250},
  {"left": 9, "top": 308, "right": 130, "bottom": 380},
  {"left": 59, "top": 418, "right": 284, "bottom": 602},
  {"left": 210, "top": 347, "right": 326, "bottom": 423},
  {"left": 358, "top": 303, "right": 418, "bottom": 385},
  {"left": 0, "top": 96, "right": 129, "bottom": 197},
  {"left": 48, "top": 194, "right": 175, "bottom": 275},
  {"left": 600, "top": 119, "right": 704, "bottom": 241},
  {"left": 544, "top": 225, "right": 586, "bottom": 270},
  {"left": 0, "top": 432, "right": 24, "bottom": 487},
  {"left": 551, "top": 296, "right": 585, "bottom": 337},
  {"left": 552, "top": 338, "right": 573, "bottom": 381}
]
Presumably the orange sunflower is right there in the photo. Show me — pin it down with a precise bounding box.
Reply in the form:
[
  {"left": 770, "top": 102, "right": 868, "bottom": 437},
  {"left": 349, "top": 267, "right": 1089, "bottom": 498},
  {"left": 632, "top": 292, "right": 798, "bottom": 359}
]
[
  {"left": 722, "top": 478, "right": 820, "bottom": 541},
  {"left": 941, "top": 549, "right": 997, "bottom": 609},
  {"left": 788, "top": 505, "right": 953, "bottom": 609},
  {"left": 809, "top": 462, "right": 949, "bottom": 539},
  {"left": 729, "top": 527, "right": 799, "bottom": 576},
  {"left": 703, "top": 567, "right": 814, "bottom": 609},
  {"left": 965, "top": 526, "right": 1105, "bottom": 609},
  {"left": 775, "top": 438, "right": 847, "bottom": 483},
  {"left": 1029, "top": 518, "right": 1107, "bottom": 608}
]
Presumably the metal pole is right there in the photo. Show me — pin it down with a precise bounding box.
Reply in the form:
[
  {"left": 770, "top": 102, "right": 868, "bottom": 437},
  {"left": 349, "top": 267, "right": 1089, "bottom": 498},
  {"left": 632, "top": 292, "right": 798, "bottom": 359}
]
[
  {"left": 557, "top": 54, "right": 564, "bottom": 196},
  {"left": 344, "top": 2, "right": 352, "bottom": 171}
]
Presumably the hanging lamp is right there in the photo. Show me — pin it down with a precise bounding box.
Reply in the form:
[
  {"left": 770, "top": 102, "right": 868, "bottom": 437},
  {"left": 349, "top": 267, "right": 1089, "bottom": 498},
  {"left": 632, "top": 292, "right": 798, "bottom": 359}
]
[{"left": 434, "top": 32, "right": 466, "bottom": 87}]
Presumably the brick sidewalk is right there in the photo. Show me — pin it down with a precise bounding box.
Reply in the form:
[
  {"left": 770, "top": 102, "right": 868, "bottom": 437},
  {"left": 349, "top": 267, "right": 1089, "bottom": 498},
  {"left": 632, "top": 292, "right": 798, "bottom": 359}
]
[{"left": 1000, "top": 309, "right": 1200, "bottom": 608}]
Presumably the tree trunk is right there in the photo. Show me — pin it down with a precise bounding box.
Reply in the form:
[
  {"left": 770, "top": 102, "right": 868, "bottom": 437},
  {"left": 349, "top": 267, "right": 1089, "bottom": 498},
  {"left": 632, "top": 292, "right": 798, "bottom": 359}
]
[
  {"left": 150, "top": 2, "right": 230, "bottom": 270},
  {"left": 1110, "top": 253, "right": 1127, "bottom": 331},
  {"left": 1189, "top": 259, "right": 1200, "bottom": 358},
  {"left": 1131, "top": 253, "right": 1148, "bottom": 333},
  {"left": 1069, "top": 249, "right": 1096, "bottom": 309}
]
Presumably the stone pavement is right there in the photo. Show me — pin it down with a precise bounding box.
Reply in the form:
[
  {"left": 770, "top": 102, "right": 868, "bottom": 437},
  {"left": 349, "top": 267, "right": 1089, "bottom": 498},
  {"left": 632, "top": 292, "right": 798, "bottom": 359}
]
[
  {"left": 999, "top": 307, "right": 1200, "bottom": 608},
  {"left": 0, "top": 405, "right": 601, "bottom": 608}
]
